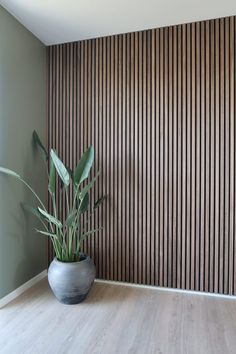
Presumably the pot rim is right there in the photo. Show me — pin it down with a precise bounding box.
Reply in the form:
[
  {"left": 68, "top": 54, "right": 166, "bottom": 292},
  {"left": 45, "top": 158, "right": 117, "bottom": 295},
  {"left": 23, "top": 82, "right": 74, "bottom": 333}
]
[{"left": 52, "top": 253, "right": 90, "bottom": 265}]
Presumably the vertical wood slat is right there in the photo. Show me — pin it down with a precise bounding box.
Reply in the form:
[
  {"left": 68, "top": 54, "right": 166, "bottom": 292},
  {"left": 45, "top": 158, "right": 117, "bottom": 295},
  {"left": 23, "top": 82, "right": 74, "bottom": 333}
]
[{"left": 47, "top": 16, "right": 236, "bottom": 295}]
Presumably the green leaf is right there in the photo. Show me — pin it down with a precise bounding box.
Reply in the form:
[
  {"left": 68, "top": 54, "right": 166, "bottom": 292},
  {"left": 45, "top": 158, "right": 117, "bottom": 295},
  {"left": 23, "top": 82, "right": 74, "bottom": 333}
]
[
  {"left": 94, "top": 195, "right": 106, "bottom": 209},
  {"left": 79, "top": 193, "right": 89, "bottom": 213},
  {"left": 38, "top": 207, "right": 62, "bottom": 228},
  {"left": 79, "top": 171, "right": 100, "bottom": 200},
  {"left": 33, "top": 130, "right": 48, "bottom": 161},
  {"left": 59, "top": 166, "right": 73, "bottom": 189},
  {"left": 35, "top": 229, "right": 58, "bottom": 238},
  {"left": 74, "top": 146, "right": 94, "bottom": 186},
  {"left": 65, "top": 210, "right": 77, "bottom": 227},
  {"left": 0, "top": 167, "right": 21, "bottom": 179},
  {"left": 21, "top": 203, "right": 42, "bottom": 220},
  {"left": 50, "top": 149, "right": 70, "bottom": 187},
  {"left": 81, "top": 227, "right": 102, "bottom": 241},
  {"left": 48, "top": 157, "right": 56, "bottom": 196}
]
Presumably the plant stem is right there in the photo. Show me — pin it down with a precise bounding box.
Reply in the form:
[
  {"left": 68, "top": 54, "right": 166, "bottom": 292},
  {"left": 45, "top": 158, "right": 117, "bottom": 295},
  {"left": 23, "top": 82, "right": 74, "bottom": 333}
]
[
  {"left": 65, "top": 187, "right": 70, "bottom": 215},
  {"left": 20, "top": 178, "right": 47, "bottom": 211}
]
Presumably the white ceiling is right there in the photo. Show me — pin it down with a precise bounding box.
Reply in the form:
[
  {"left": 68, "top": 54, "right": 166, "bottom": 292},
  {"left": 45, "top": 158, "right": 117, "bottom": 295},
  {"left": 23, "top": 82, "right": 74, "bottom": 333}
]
[{"left": 0, "top": 0, "right": 236, "bottom": 45}]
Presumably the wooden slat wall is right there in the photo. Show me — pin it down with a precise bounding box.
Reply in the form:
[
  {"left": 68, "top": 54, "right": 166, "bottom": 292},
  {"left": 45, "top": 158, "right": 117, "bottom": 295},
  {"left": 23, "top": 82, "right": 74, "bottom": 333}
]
[{"left": 47, "top": 16, "right": 236, "bottom": 294}]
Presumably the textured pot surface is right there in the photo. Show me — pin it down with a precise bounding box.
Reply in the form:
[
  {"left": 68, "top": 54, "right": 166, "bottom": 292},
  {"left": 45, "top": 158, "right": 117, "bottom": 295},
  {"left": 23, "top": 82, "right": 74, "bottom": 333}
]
[{"left": 48, "top": 254, "right": 96, "bottom": 304}]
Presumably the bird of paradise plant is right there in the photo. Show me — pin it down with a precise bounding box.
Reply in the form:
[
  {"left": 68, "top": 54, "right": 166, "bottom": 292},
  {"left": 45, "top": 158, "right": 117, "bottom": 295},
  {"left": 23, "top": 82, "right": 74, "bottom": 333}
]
[{"left": 0, "top": 131, "right": 105, "bottom": 262}]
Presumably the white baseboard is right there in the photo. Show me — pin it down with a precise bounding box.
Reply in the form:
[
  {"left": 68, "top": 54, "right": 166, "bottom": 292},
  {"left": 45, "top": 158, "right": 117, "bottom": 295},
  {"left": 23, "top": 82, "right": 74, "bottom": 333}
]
[
  {"left": 95, "top": 279, "right": 236, "bottom": 300},
  {"left": 1, "top": 272, "right": 234, "bottom": 308},
  {"left": 0, "top": 269, "right": 47, "bottom": 309}
]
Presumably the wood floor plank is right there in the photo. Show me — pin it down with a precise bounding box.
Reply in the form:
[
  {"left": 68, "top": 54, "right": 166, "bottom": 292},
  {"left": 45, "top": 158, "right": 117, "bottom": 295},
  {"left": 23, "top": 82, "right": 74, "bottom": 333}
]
[{"left": 1, "top": 280, "right": 236, "bottom": 354}]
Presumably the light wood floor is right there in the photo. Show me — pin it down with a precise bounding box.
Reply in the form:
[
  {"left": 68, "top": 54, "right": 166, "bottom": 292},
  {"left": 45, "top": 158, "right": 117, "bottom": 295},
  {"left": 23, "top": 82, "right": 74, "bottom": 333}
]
[{"left": 0, "top": 279, "right": 236, "bottom": 354}]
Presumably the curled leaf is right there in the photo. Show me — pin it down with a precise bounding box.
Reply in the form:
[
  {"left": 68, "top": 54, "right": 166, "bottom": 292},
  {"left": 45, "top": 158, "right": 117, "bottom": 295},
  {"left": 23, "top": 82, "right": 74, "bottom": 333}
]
[
  {"left": 94, "top": 195, "right": 106, "bottom": 209},
  {"left": 0, "top": 167, "right": 21, "bottom": 179},
  {"left": 35, "top": 229, "right": 58, "bottom": 238},
  {"left": 38, "top": 207, "right": 62, "bottom": 228},
  {"left": 33, "top": 130, "right": 48, "bottom": 161}
]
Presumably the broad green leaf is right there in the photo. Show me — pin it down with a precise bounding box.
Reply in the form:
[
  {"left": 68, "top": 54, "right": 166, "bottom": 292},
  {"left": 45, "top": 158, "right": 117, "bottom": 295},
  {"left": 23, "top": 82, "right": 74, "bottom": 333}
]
[
  {"left": 21, "top": 203, "right": 42, "bottom": 220},
  {"left": 79, "top": 171, "right": 100, "bottom": 200},
  {"left": 48, "top": 157, "right": 56, "bottom": 196},
  {"left": 50, "top": 149, "right": 70, "bottom": 187},
  {"left": 38, "top": 207, "right": 62, "bottom": 228},
  {"left": 35, "top": 229, "right": 57, "bottom": 238},
  {"left": 0, "top": 167, "right": 21, "bottom": 179},
  {"left": 79, "top": 193, "right": 89, "bottom": 213},
  {"left": 94, "top": 195, "right": 106, "bottom": 209},
  {"left": 33, "top": 130, "right": 48, "bottom": 161},
  {"left": 74, "top": 146, "right": 94, "bottom": 185},
  {"left": 81, "top": 227, "right": 102, "bottom": 241},
  {"left": 65, "top": 210, "right": 77, "bottom": 227},
  {"left": 59, "top": 166, "right": 73, "bottom": 189}
]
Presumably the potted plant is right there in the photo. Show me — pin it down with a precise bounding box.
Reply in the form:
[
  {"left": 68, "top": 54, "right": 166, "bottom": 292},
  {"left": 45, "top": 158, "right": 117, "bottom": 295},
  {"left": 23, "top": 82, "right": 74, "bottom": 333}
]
[{"left": 0, "top": 131, "right": 105, "bottom": 304}]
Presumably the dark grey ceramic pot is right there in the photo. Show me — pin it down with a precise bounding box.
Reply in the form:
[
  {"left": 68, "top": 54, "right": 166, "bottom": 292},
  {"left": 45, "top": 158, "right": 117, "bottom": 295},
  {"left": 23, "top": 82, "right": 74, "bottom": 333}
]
[{"left": 48, "top": 254, "right": 96, "bottom": 305}]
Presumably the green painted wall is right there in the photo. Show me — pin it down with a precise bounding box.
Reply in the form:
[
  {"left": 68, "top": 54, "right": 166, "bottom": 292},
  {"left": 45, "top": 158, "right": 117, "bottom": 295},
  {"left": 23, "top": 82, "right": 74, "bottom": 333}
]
[{"left": 0, "top": 6, "right": 46, "bottom": 298}]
